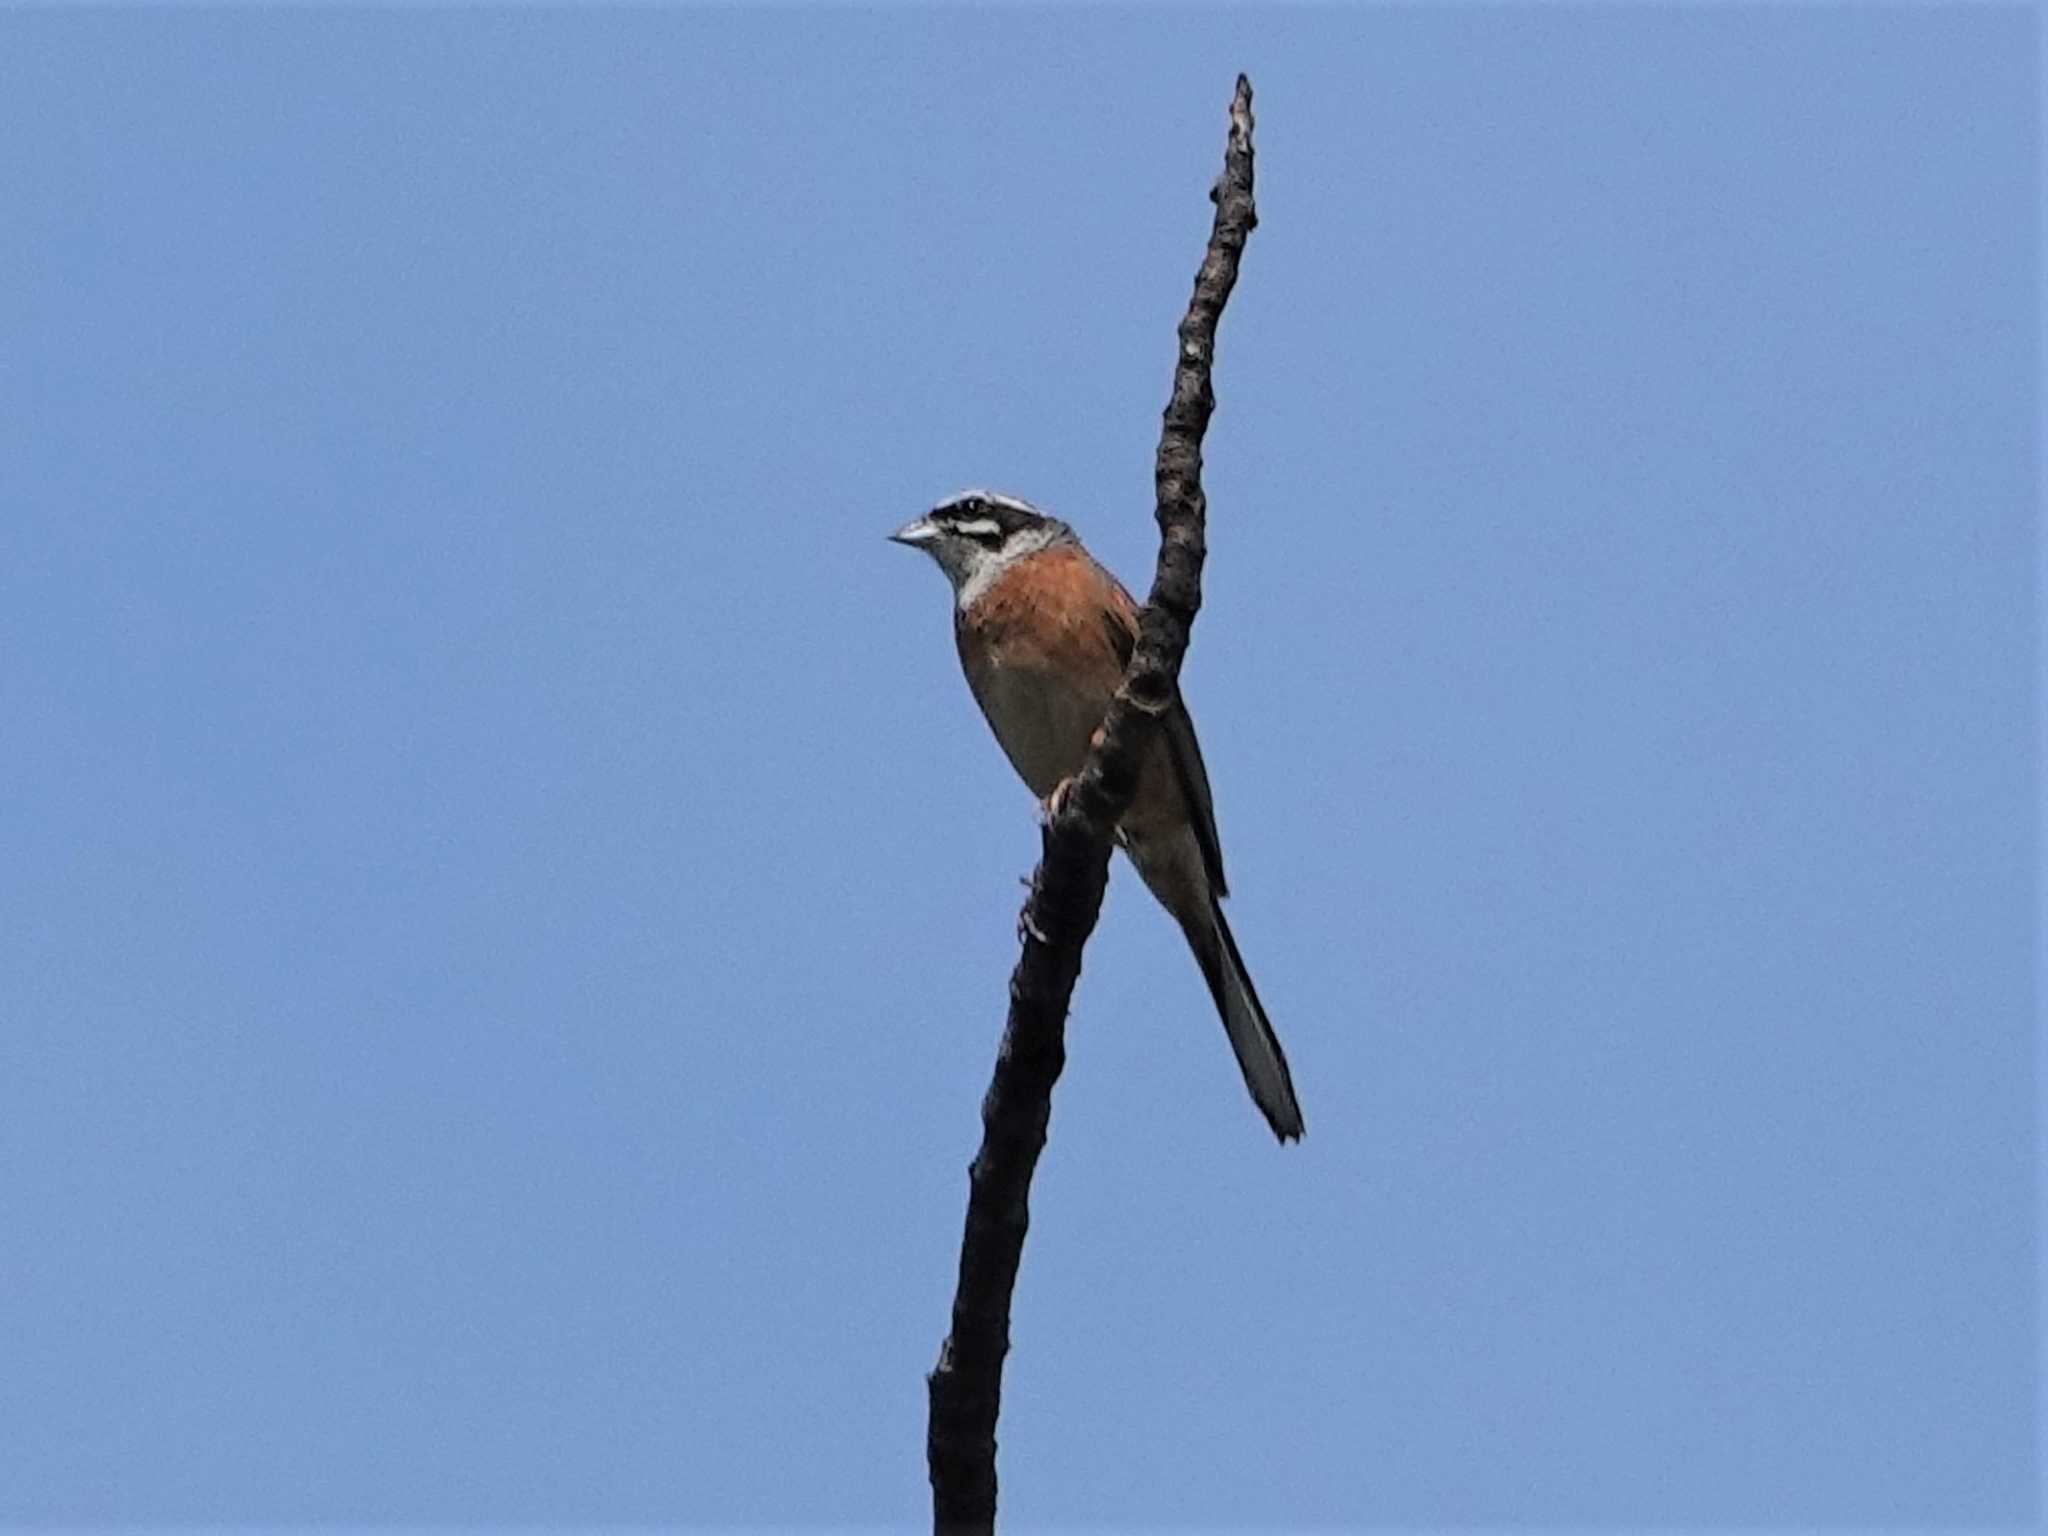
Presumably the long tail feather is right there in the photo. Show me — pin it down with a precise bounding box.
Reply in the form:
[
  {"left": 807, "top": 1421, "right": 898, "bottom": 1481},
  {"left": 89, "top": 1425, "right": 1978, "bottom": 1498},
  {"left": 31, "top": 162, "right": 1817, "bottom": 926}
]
[{"left": 1188, "top": 897, "right": 1304, "bottom": 1142}]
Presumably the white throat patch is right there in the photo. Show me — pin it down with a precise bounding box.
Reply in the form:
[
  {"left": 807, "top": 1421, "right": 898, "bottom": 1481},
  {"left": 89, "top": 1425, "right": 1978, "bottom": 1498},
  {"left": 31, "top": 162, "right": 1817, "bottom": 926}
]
[{"left": 955, "top": 522, "right": 1060, "bottom": 612}]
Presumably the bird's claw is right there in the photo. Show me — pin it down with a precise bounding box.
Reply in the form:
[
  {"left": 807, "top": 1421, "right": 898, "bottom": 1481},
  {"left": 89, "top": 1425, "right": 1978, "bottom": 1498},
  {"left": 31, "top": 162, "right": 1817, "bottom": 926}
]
[{"left": 1039, "top": 775, "right": 1078, "bottom": 825}]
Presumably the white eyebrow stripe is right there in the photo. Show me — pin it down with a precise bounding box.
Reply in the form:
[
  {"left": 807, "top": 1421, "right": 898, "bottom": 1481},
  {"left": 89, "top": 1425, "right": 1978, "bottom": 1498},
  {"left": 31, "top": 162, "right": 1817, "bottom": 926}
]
[{"left": 939, "top": 488, "right": 1043, "bottom": 518}]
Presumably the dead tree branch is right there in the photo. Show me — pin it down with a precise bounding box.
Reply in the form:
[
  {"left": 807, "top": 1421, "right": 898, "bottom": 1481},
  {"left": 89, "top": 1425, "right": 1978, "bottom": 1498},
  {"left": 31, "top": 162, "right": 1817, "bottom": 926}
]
[{"left": 925, "top": 74, "right": 1260, "bottom": 1536}]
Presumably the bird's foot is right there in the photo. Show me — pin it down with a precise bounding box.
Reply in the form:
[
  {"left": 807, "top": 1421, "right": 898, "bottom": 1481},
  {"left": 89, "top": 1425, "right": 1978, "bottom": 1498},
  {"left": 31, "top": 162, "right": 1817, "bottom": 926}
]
[{"left": 1039, "top": 775, "right": 1079, "bottom": 826}]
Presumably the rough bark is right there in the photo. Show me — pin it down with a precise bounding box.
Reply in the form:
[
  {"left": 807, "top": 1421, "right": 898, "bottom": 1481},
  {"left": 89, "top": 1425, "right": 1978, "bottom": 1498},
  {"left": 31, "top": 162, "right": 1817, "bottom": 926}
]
[{"left": 925, "top": 75, "right": 1261, "bottom": 1536}]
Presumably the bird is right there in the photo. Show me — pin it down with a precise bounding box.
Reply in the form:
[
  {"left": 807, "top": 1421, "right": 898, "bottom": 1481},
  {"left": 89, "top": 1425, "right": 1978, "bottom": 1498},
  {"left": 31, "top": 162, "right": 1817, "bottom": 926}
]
[{"left": 891, "top": 489, "right": 1304, "bottom": 1142}]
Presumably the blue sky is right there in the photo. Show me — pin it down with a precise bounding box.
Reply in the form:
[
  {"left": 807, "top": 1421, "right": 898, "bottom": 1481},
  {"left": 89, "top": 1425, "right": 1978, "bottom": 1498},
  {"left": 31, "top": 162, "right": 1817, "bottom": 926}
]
[{"left": 0, "top": 6, "right": 2035, "bottom": 1528}]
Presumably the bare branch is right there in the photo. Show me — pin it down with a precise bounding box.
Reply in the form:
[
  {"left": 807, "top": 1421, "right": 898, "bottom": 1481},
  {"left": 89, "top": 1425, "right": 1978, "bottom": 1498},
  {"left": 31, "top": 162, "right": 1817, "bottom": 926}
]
[{"left": 925, "top": 75, "right": 1260, "bottom": 1536}]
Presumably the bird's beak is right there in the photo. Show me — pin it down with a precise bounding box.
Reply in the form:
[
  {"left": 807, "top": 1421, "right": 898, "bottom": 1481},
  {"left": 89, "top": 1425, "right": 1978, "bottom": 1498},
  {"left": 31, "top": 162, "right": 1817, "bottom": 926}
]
[{"left": 889, "top": 515, "right": 938, "bottom": 548}]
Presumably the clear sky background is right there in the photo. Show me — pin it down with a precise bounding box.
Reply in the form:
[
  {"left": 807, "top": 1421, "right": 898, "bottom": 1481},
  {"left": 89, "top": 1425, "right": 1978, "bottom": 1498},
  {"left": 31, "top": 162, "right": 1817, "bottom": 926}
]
[{"left": 0, "top": 6, "right": 2035, "bottom": 1529}]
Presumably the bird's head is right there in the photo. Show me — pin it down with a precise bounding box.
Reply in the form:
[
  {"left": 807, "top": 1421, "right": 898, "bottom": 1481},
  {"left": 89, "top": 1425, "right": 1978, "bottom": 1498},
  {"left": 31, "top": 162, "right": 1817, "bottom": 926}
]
[{"left": 890, "top": 490, "right": 1074, "bottom": 608}]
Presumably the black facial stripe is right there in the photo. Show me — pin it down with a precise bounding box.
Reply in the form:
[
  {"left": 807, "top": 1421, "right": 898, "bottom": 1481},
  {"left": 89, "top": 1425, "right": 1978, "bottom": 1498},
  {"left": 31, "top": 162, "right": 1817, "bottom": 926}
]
[{"left": 928, "top": 492, "right": 1056, "bottom": 547}]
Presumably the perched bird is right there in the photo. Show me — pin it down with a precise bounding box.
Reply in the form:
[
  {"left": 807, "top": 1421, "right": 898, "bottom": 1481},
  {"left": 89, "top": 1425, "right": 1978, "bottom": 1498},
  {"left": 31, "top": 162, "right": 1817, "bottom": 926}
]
[{"left": 891, "top": 490, "right": 1304, "bottom": 1142}]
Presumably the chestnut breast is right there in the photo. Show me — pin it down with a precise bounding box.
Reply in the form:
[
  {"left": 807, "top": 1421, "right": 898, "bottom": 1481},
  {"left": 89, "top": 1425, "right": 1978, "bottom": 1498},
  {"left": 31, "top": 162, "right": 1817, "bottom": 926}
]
[{"left": 954, "top": 545, "right": 1135, "bottom": 800}]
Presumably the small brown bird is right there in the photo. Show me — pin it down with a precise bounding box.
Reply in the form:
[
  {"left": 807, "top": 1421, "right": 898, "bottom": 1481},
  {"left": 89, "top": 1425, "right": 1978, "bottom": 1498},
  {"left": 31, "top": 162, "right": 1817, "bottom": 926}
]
[{"left": 892, "top": 490, "right": 1303, "bottom": 1141}]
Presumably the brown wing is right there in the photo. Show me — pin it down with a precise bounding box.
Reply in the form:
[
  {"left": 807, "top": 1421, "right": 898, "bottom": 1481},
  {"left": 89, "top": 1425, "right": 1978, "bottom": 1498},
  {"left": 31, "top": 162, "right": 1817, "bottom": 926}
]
[{"left": 1101, "top": 576, "right": 1230, "bottom": 899}]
